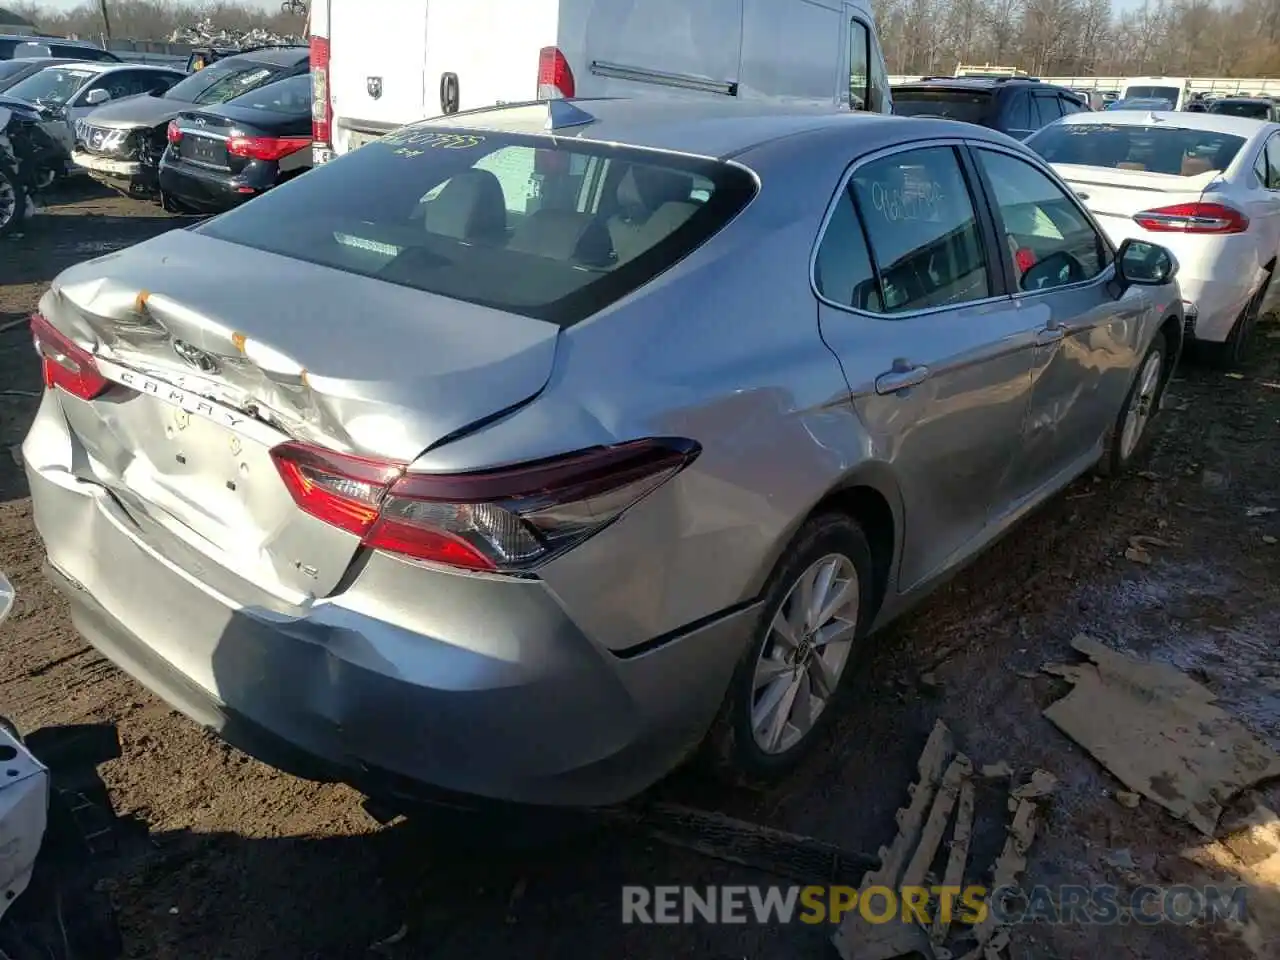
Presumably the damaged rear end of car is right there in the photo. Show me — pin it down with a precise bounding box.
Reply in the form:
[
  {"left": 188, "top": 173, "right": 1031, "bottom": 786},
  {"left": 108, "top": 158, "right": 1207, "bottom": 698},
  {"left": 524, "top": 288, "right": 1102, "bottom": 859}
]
[{"left": 22, "top": 112, "right": 757, "bottom": 806}]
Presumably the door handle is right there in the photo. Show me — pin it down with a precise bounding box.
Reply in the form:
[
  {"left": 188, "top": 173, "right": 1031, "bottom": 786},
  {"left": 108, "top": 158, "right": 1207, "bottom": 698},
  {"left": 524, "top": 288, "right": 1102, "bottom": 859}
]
[
  {"left": 1037, "top": 325, "right": 1066, "bottom": 344},
  {"left": 875, "top": 362, "right": 930, "bottom": 395}
]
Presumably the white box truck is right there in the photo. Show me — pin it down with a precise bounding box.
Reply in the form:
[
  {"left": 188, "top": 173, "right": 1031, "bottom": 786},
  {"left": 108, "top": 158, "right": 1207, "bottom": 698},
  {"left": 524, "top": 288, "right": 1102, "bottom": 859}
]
[{"left": 308, "top": 0, "right": 892, "bottom": 163}]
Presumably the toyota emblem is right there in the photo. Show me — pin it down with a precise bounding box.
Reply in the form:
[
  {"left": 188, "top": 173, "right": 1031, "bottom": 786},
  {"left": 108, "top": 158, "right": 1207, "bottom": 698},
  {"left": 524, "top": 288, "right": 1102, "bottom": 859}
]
[
  {"left": 367, "top": 76, "right": 383, "bottom": 100},
  {"left": 171, "top": 339, "right": 219, "bottom": 374}
]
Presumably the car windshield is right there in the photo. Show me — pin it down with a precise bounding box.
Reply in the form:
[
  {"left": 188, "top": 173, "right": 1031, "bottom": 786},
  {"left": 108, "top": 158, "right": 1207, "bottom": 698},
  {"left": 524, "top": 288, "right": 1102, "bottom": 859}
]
[
  {"left": 1029, "top": 123, "right": 1247, "bottom": 176},
  {"left": 197, "top": 126, "right": 757, "bottom": 327},
  {"left": 162, "top": 58, "right": 286, "bottom": 105},
  {"left": 223, "top": 72, "right": 311, "bottom": 114},
  {"left": 0, "top": 60, "right": 32, "bottom": 83},
  {"left": 892, "top": 90, "right": 991, "bottom": 122},
  {"left": 1125, "top": 85, "right": 1180, "bottom": 103},
  {"left": 4, "top": 65, "right": 95, "bottom": 106},
  {"left": 1209, "top": 100, "right": 1271, "bottom": 119}
]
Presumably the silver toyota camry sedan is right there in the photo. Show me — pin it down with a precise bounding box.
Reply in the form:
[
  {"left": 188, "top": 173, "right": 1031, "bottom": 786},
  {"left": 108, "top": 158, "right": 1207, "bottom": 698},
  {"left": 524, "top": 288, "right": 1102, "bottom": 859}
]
[{"left": 23, "top": 99, "right": 1183, "bottom": 808}]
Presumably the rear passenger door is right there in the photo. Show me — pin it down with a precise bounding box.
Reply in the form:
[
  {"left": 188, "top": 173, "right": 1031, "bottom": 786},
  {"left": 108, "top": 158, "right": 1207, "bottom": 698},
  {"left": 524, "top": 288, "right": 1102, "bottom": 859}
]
[
  {"left": 1030, "top": 92, "right": 1063, "bottom": 133},
  {"left": 813, "top": 141, "right": 1039, "bottom": 590}
]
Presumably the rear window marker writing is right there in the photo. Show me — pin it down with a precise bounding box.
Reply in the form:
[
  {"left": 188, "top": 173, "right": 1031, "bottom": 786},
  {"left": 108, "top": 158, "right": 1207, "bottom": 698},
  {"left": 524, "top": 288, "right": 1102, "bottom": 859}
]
[{"left": 380, "top": 131, "right": 486, "bottom": 150}]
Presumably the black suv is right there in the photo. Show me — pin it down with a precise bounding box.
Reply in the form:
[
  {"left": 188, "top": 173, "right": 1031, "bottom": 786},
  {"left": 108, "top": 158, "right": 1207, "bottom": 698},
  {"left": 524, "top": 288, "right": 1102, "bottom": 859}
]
[{"left": 892, "top": 77, "right": 1088, "bottom": 139}]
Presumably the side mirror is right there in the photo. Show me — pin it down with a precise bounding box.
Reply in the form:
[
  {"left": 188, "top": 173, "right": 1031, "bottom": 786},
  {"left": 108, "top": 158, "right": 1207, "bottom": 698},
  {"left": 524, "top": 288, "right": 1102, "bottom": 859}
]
[
  {"left": 84, "top": 88, "right": 111, "bottom": 107},
  {"left": 1116, "top": 238, "right": 1178, "bottom": 286},
  {"left": 0, "top": 573, "right": 13, "bottom": 627}
]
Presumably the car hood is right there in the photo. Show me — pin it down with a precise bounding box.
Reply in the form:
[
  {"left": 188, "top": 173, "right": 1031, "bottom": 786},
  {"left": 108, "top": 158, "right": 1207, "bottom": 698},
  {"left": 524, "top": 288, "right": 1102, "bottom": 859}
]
[{"left": 85, "top": 93, "right": 187, "bottom": 130}]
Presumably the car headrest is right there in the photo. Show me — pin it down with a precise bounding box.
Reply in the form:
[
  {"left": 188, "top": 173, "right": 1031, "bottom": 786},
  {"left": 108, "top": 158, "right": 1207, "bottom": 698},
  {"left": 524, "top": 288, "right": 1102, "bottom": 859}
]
[
  {"left": 508, "top": 210, "right": 614, "bottom": 267},
  {"left": 423, "top": 169, "right": 507, "bottom": 243},
  {"left": 616, "top": 166, "right": 694, "bottom": 217}
]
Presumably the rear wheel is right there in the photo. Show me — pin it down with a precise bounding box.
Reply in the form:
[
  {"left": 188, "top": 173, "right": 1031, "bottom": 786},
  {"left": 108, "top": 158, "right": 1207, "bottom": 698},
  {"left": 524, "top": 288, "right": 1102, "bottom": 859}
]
[
  {"left": 0, "top": 163, "right": 28, "bottom": 238},
  {"left": 1211, "top": 270, "right": 1271, "bottom": 368},
  {"left": 706, "top": 513, "right": 876, "bottom": 783}
]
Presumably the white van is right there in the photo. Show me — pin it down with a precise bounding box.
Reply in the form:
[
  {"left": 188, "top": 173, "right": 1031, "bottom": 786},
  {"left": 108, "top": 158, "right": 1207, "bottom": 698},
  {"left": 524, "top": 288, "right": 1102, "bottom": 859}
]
[
  {"left": 308, "top": 0, "right": 892, "bottom": 163},
  {"left": 1121, "top": 76, "right": 1190, "bottom": 110}
]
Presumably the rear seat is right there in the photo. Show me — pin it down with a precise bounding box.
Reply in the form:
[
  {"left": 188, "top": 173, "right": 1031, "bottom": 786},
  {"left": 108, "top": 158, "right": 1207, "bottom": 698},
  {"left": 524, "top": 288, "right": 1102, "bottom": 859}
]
[
  {"left": 422, "top": 169, "right": 508, "bottom": 243},
  {"left": 607, "top": 167, "right": 697, "bottom": 263},
  {"left": 507, "top": 209, "right": 615, "bottom": 267}
]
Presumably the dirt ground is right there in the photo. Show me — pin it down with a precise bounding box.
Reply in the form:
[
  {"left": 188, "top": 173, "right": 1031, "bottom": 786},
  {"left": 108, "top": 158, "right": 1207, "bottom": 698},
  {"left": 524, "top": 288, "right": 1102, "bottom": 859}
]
[{"left": 2, "top": 185, "right": 1279, "bottom": 960}]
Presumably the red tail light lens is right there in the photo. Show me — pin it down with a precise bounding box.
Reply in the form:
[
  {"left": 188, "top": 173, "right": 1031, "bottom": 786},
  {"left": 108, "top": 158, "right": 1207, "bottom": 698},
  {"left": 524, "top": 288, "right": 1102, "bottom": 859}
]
[
  {"left": 270, "top": 438, "right": 700, "bottom": 571},
  {"left": 310, "top": 36, "right": 331, "bottom": 146},
  {"left": 30, "top": 313, "right": 109, "bottom": 401},
  {"left": 1133, "top": 202, "right": 1249, "bottom": 234},
  {"left": 537, "top": 46, "right": 575, "bottom": 100},
  {"left": 227, "top": 135, "right": 311, "bottom": 162},
  {"left": 166, "top": 120, "right": 182, "bottom": 144}
]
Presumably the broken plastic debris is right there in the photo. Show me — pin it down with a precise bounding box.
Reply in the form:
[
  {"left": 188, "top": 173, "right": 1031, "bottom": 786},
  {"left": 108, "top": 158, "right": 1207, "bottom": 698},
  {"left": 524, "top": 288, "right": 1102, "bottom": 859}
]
[
  {"left": 1124, "top": 546, "right": 1152, "bottom": 565},
  {"left": 1012, "top": 769, "right": 1058, "bottom": 800},
  {"left": 1246, "top": 506, "right": 1277, "bottom": 518},
  {"left": 1116, "top": 791, "right": 1141, "bottom": 809},
  {"left": 981, "top": 762, "right": 1013, "bottom": 779}
]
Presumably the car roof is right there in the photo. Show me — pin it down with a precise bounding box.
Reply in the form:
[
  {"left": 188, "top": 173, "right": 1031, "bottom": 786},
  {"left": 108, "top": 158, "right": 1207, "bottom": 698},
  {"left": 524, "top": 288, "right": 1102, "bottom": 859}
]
[
  {"left": 31, "top": 61, "right": 178, "bottom": 76},
  {"left": 417, "top": 97, "right": 1017, "bottom": 160},
  {"left": 1056, "top": 110, "right": 1273, "bottom": 137},
  {"left": 1213, "top": 97, "right": 1272, "bottom": 104},
  {"left": 894, "top": 77, "right": 1056, "bottom": 91},
  {"left": 221, "top": 46, "right": 308, "bottom": 66}
]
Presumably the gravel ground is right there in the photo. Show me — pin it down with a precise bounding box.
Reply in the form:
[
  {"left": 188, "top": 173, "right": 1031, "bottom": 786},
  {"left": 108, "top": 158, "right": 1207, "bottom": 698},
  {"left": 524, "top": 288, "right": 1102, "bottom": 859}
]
[{"left": 1, "top": 186, "right": 1279, "bottom": 960}]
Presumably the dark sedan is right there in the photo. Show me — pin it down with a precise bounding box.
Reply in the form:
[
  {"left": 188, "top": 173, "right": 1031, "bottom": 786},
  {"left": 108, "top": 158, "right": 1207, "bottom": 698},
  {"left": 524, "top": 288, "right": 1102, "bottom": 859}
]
[
  {"left": 72, "top": 45, "right": 308, "bottom": 201},
  {"left": 158, "top": 72, "right": 311, "bottom": 212}
]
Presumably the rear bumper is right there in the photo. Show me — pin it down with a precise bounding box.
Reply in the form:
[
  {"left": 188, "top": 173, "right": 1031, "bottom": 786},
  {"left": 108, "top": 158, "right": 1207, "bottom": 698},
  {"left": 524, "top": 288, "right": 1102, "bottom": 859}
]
[
  {"left": 1177, "top": 275, "right": 1254, "bottom": 343},
  {"left": 158, "top": 157, "right": 272, "bottom": 213},
  {"left": 22, "top": 392, "right": 751, "bottom": 807}
]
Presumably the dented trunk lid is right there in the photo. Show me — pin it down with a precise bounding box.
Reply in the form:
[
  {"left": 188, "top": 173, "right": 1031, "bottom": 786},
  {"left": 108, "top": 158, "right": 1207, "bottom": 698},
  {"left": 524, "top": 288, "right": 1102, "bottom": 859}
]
[{"left": 41, "top": 228, "right": 560, "bottom": 600}]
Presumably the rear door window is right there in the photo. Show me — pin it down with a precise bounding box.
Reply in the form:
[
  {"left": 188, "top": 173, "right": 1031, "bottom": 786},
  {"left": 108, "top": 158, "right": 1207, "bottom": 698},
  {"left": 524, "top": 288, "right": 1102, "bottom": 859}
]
[
  {"left": 1002, "top": 91, "right": 1031, "bottom": 131},
  {"left": 196, "top": 125, "right": 756, "bottom": 327},
  {"left": 843, "top": 146, "right": 993, "bottom": 314},
  {"left": 1267, "top": 135, "right": 1280, "bottom": 189},
  {"left": 892, "top": 89, "right": 991, "bottom": 123},
  {"left": 814, "top": 183, "right": 877, "bottom": 309}
]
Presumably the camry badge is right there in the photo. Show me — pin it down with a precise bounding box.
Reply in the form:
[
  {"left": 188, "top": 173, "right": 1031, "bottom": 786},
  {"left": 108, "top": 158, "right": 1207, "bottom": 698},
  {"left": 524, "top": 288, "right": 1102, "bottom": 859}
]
[
  {"left": 171, "top": 339, "right": 219, "bottom": 374},
  {"left": 367, "top": 76, "right": 383, "bottom": 100}
]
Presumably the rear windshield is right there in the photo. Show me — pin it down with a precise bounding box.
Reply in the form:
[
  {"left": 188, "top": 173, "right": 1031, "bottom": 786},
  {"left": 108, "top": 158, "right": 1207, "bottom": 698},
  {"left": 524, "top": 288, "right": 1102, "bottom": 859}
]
[
  {"left": 162, "top": 57, "right": 286, "bottom": 105},
  {"left": 1209, "top": 100, "right": 1271, "bottom": 119},
  {"left": 892, "top": 90, "right": 991, "bottom": 123},
  {"left": 224, "top": 72, "right": 311, "bottom": 114},
  {"left": 197, "top": 127, "right": 757, "bottom": 326},
  {"left": 1029, "top": 124, "right": 1246, "bottom": 176},
  {"left": 1125, "top": 85, "right": 1180, "bottom": 103}
]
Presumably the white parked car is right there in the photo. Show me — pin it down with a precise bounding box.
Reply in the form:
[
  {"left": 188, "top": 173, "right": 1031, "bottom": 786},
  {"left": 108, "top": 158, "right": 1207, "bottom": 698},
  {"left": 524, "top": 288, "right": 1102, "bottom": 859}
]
[
  {"left": 0, "top": 62, "right": 184, "bottom": 157},
  {"left": 1029, "top": 111, "right": 1280, "bottom": 365}
]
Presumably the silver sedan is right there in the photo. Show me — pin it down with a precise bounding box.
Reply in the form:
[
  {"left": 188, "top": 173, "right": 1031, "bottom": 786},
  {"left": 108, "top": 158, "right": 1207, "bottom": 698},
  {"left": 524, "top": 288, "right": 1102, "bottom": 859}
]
[{"left": 23, "top": 99, "right": 1183, "bottom": 807}]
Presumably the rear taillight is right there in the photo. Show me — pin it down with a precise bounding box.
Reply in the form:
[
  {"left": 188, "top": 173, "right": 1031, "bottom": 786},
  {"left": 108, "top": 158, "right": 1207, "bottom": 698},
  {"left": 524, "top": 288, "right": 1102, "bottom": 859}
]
[
  {"left": 310, "top": 35, "right": 331, "bottom": 146},
  {"left": 270, "top": 438, "right": 699, "bottom": 571},
  {"left": 166, "top": 120, "right": 182, "bottom": 145},
  {"left": 1133, "top": 202, "right": 1249, "bottom": 234},
  {"left": 537, "top": 46, "right": 575, "bottom": 100},
  {"left": 227, "top": 135, "right": 310, "bottom": 162},
  {"left": 29, "top": 313, "right": 109, "bottom": 401}
]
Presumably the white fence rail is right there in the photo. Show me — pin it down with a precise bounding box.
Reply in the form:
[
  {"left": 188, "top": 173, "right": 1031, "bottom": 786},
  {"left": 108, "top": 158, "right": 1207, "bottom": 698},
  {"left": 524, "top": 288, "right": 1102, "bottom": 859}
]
[{"left": 889, "top": 74, "right": 1280, "bottom": 96}]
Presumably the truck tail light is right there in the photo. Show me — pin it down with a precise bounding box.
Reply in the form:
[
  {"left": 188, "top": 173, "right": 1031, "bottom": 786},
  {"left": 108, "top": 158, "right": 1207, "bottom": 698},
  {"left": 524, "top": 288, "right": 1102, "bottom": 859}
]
[
  {"left": 166, "top": 120, "right": 182, "bottom": 144},
  {"left": 270, "top": 438, "right": 699, "bottom": 572},
  {"left": 1133, "top": 202, "right": 1249, "bottom": 234},
  {"left": 537, "top": 46, "right": 575, "bottom": 100},
  {"left": 310, "top": 36, "right": 332, "bottom": 148},
  {"left": 30, "top": 313, "right": 109, "bottom": 401}
]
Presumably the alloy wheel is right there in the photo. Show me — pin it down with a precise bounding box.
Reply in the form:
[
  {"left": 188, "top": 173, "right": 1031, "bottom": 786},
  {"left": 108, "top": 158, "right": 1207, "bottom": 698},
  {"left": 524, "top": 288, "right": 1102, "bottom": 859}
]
[
  {"left": 750, "top": 553, "right": 859, "bottom": 755},
  {"left": 1119, "top": 349, "right": 1163, "bottom": 460}
]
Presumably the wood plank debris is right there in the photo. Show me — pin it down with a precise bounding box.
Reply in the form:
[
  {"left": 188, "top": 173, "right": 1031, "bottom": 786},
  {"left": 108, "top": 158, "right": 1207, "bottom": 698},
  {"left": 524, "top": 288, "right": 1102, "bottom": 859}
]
[
  {"left": 930, "top": 777, "right": 975, "bottom": 947},
  {"left": 1042, "top": 634, "right": 1280, "bottom": 835}
]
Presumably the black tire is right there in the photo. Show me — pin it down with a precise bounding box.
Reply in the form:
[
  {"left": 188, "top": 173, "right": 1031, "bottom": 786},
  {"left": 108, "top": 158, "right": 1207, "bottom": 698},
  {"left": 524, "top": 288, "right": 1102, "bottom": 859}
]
[
  {"left": 705, "top": 512, "right": 877, "bottom": 783},
  {"left": 1097, "top": 334, "right": 1169, "bottom": 477},
  {"left": 1210, "top": 271, "right": 1271, "bottom": 369},
  {"left": 0, "top": 163, "right": 29, "bottom": 238}
]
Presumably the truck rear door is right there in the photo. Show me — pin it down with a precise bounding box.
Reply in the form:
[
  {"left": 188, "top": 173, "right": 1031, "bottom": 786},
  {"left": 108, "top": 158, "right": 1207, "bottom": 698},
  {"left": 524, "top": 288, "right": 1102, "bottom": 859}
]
[{"left": 329, "top": 0, "right": 428, "bottom": 148}]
